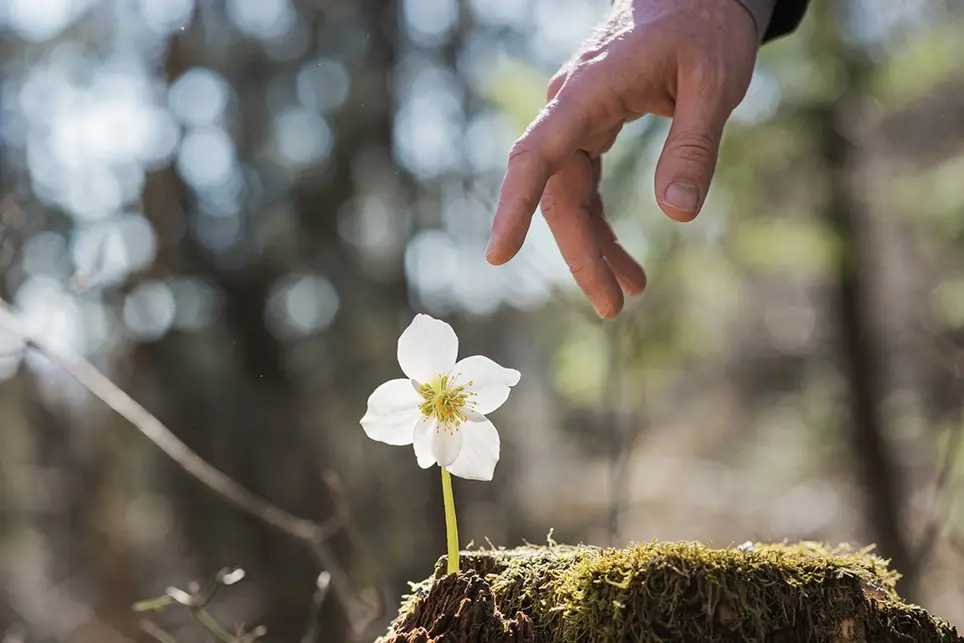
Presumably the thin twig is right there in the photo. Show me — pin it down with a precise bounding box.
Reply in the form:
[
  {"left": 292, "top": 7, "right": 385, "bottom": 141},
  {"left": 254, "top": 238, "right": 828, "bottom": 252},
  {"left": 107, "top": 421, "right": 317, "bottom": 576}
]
[
  {"left": 300, "top": 571, "right": 331, "bottom": 643},
  {"left": 191, "top": 608, "right": 236, "bottom": 643},
  {"left": 134, "top": 568, "right": 240, "bottom": 614},
  {"left": 0, "top": 299, "right": 337, "bottom": 545},
  {"left": 134, "top": 568, "right": 254, "bottom": 643},
  {"left": 133, "top": 595, "right": 176, "bottom": 613},
  {"left": 914, "top": 406, "right": 963, "bottom": 571},
  {"left": 609, "top": 407, "right": 646, "bottom": 541},
  {"left": 0, "top": 298, "right": 378, "bottom": 632},
  {"left": 237, "top": 626, "right": 267, "bottom": 643},
  {"left": 912, "top": 326, "right": 964, "bottom": 574},
  {"left": 605, "top": 318, "right": 623, "bottom": 545},
  {"left": 602, "top": 308, "right": 648, "bottom": 546},
  {"left": 324, "top": 471, "right": 389, "bottom": 628},
  {"left": 139, "top": 620, "right": 179, "bottom": 643}
]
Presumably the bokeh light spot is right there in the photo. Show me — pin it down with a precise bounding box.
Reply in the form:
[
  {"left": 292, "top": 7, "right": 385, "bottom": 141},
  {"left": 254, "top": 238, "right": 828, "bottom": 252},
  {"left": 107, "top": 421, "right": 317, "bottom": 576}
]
[
  {"left": 4, "top": 0, "right": 93, "bottom": 42},
  {"left": 176, "top": 127, "right": 237, "bottom": 190},
  {"left": 271, "top": 108, "right": 332, "bottom": 168},
  {"left": 295, "top": 58, "right": 350, "bottom": 113},
  {"left": 226, "top": 0, "right": 295, "bottom": 39},
  {"left": 169, "top": 68, "right": 231, "bottom": 127},
  {"left": 123, "top": 281, "right": 176, "bottom": 341},
  {"left": 136, "top": 0, "right": 194, "bottom": 34},
  {"left": 402, "top": 0, "right": 459, "bottom": 46},
  {"left": 266, "top": 274, "right": 339, "bottom": 339}
]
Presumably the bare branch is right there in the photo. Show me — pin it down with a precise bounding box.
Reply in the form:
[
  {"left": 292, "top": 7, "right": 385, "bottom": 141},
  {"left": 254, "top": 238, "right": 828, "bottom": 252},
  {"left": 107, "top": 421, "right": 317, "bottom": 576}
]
[
  {"left": 0, "top": 298, "right": 336, "bottom": 546},
  {"left": 913, "top": 408, "right": 963, "bottom": 571},
  {"left": 237, "top": 626, "right": 267, "bottom": 643},
  {"left": 190, "top": 608, "right": 237, "bottom": 643},
  {"left": 133, "top": 567, "right": 260, "bottom": 643},
  {"left": 913, "top": 326, "right": 964, "bottom": 571},
  {"left": 139, "top": 620, "right": 179, "bottom": 643},
  {"left": 324, "top": 471, "right": 390, "bottom": 629},
  {"left": 300, "top": 572, "right": 331, "bottom": 643},
  {"left": 0, "top": 297, "right": 380, "bottom": 635},
  {"left": 602, "top": 313, "right": 648, "bottom": 546}
]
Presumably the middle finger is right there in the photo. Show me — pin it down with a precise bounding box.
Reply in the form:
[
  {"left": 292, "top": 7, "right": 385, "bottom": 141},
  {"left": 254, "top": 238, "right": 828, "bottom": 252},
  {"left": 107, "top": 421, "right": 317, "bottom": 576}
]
[{"left": 540, "top": 151, "right": 623, "bottom": 318}]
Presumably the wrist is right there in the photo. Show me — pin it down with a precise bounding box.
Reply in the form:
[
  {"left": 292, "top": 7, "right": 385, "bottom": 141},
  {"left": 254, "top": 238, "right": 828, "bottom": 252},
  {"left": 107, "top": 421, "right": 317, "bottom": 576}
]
[{"left": 620, "top": 0, "right": 771, "bottom": 42}]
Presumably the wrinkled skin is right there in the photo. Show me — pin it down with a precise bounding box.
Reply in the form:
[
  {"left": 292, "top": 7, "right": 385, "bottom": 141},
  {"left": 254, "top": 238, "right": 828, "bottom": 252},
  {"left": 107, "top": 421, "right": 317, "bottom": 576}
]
[{"left": 485, "top": 0, "right": 759, "bottom": 318}]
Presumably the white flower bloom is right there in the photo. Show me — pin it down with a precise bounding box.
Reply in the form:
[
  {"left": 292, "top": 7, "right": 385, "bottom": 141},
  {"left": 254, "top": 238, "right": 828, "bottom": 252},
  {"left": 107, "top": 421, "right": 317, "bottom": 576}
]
[{"left": 360, "top": 314, "right": 520, "bottom": 481}]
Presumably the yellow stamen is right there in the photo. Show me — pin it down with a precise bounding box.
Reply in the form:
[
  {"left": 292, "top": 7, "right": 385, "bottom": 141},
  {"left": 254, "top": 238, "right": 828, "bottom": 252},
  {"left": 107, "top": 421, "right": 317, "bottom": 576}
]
[{"left": 417, "top": 374, "right": 476, "bottom": 429}]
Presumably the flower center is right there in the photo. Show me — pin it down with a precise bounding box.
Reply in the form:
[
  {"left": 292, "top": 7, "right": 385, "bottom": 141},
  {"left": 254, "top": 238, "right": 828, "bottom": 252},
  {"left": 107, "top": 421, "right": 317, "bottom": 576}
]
[{"left": 418, "top": 375, "right": 474, "bottom": 428}]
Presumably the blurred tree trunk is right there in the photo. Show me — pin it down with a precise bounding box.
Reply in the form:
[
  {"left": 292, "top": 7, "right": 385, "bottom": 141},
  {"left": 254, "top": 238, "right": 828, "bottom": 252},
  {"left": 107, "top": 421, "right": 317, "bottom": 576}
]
[{"left": 809, "top": 0, "right": 916, "bottom": 596}]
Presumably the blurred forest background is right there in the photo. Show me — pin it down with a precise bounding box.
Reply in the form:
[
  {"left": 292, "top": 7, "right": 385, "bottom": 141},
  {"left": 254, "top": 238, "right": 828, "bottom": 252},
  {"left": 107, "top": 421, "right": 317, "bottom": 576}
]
[{"left": 2, "top": 0, "right": 964, "bottom": 641}]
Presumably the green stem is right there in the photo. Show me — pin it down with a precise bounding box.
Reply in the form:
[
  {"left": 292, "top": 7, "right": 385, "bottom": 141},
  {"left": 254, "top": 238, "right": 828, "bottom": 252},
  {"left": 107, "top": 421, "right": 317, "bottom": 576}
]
[{"left": 441, "top": 467, "right": 460, "bottom": 574}]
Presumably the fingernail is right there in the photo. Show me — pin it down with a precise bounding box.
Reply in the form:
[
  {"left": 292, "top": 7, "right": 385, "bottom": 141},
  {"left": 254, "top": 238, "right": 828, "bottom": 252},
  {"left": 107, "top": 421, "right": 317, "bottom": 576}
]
[
  {"left": 663, "top": 182, "right": 700, "bottom": 213},
  {"left": 593, "top": 300, "right": 612, "bottom": 318},
  {"left": 484, "top": 239, "right": 496, "bottom": 260}
]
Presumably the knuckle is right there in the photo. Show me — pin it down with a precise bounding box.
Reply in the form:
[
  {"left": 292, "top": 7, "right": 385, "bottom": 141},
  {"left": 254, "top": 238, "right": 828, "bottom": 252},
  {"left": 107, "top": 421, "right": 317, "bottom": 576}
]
[
  {"left": 666, "top": 131, "right": 717, "bottom": 166},
  {"left": 568, "top": 255, "right": 605, "bottom": 284},
  {"left": 539, "top": 191, "right": 564, "bottom": 221},
  {"left": 561, "top": 62, "right": 625, "bottom": 125},
  {"left": 569, "top": 262, "right": 588, "bottom": 278},
  {"left": 568, "top": 253, "right": 599, "bottom": 279},
  {"left": 509, "top": 125, "right": 568, "bottom": 175},
  {"left": 504, "top": 142, "right": 546, "bottom": 214},
  {"left": 507, "top": 138, "right": 543, "bottom": 167},
  {"left": 508, "top": 138, "right": 529, "bottom": 162},
  {"left": 545, "top": 50, "right": 601, "bottom": 104},
  {"left": 546, "top": 72, "right": 567, "bottom": 101},
  {"left": 574, "top": 45, "right": 606, "bottom": 67}
]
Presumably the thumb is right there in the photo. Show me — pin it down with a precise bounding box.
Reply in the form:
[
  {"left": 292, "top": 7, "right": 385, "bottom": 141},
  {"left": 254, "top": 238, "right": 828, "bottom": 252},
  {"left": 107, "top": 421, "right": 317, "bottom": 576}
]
[{"left": 654, "top": 73, "right": 732, "bottom": 223}]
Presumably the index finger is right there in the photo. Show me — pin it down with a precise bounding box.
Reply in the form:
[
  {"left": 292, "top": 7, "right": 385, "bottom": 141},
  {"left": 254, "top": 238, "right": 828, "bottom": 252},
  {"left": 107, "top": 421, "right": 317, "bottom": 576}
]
[{"left": 485, "top": 77, "right": 598, "bottom": 266}]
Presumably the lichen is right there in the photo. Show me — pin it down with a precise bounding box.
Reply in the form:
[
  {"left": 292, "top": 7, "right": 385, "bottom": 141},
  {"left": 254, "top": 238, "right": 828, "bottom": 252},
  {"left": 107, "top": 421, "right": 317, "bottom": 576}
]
[{"left": 381, "top": 540, "right": 963, "bottom": 642}]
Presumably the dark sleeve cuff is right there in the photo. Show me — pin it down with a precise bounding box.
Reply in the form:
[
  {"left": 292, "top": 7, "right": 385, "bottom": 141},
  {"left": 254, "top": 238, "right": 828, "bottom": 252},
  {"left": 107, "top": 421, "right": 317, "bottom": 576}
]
[
  {"left": 733, "top": 0, "right": 810, "bottom": 43},
  {"left": 762, "top": 0, "right": 810, "bottom": 42}
]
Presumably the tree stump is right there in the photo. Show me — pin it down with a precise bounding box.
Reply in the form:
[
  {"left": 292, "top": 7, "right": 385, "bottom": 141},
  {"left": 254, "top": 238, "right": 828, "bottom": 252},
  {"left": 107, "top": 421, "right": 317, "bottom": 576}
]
[{"left": 379, "top": 541, "right": 963, "bottom": 642}]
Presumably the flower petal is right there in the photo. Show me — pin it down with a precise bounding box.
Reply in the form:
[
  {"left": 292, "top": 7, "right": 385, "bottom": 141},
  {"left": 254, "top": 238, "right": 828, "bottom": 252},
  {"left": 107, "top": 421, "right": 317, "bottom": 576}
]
[
  {"left": 397, "top": 314, "right": 459, "bottom": 383},
  {"left": 413, "top": 414, "right": 433, "bottom": 442},
  {"left": 463, "top": 407, "right": 486, "bottom": 423},
  {"left": 446, "top": 416, "right": 500, "bottom": 481},
  {"left": 432, "top": 422, "right": 464, "bottom": 468},
  {"left": 361, "top": 408, "right": 421, "bottom": 446},
  {"left": 360, "top": 379, "right": 423, "bottom": 445},
  {"left": 365, "top": 378, "right": 423, "bottom": 415},
  {"left": 453, "top": 355, "right": 521, "bottom": 415},
  {"left": 413, "top": 417, "right": 437, "bottom": 468}
]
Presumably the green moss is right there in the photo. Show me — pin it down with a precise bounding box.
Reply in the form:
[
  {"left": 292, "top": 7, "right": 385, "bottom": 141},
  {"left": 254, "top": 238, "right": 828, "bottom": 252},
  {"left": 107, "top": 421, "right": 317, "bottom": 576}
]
[{"left": 385, "top": 541, "right": 963, "bottom": 642}]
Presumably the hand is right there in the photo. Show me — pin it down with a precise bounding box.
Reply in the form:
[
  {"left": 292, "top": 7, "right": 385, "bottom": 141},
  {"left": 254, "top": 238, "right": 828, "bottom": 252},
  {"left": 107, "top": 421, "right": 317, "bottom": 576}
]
[{"left": 485, "top": 0, "right": 760, "bottom": 318}]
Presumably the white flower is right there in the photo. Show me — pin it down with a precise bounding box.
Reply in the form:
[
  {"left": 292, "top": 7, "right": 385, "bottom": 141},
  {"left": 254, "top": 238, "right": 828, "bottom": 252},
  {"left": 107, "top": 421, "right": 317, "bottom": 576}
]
[{"left": 360, "top": 314, "right": 520, "bottom": 481}]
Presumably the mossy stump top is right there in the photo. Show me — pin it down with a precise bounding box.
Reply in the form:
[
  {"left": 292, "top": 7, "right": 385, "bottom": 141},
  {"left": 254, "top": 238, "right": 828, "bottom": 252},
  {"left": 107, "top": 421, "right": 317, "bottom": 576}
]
[{"left": 380, "top": 540, "right": 963, "bottom": 643}]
